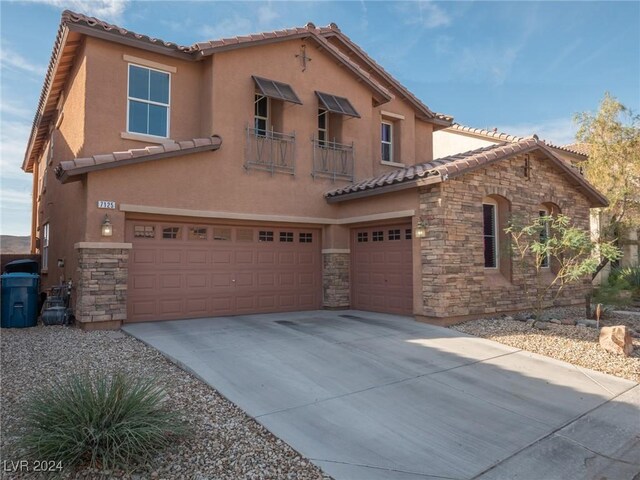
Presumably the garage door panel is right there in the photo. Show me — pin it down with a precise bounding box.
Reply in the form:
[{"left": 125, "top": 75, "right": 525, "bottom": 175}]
[
  {"left": 127, "top": 222, "right": 321, "bottom": 322},
  {"left": 187, "top": 250, "right": 208, "bottom": 264},
  {"left": 213, "top": 251, "right": 233, "bottom": 264},
  {"left": 186, "top": 274, "right": 207, "bottom": 289},
  {"left": 132, "top": 249, "right": 155, "bottom": 265},
  {"left": 159, "top": 274, "right": 181, "bottom": 289},
  {"left": 352, "top": 224, "right": 412, "bottom": 316}
]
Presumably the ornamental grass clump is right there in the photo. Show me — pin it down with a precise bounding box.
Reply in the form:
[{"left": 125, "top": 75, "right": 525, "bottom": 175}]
[{"left": 19, "top": 372, "right": 186, "bottom": 470}]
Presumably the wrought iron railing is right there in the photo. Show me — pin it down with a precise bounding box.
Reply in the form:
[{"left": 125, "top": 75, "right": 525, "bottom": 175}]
[
  {"left": 245, "top": 126, "right": 296, "bottom": 175},
  {"left": 311, "top": 137, "right": 354, "bottom": 182}
]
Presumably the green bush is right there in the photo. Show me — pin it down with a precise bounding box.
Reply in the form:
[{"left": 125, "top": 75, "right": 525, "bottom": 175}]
[
  {"left": 610, "top": 265, "right": 640, "bottom": 290},
  {"left": 19, "top": 372, "right": 186, "bottom": 470}
]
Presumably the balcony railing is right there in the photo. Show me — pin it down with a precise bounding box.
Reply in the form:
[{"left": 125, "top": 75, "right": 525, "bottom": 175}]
[
  {"left": 311, "top": 137, "right": 354, "bottom": 182},
  {"left": 245, "top": 126, "right": 296, "bottom": 175}
]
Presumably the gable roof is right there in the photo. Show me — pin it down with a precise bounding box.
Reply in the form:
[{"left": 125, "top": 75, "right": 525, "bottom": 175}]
[
  {"left": 23, "top": 12, "right": 451, "bottom": 173},
  {"left": 325, "top": 137, "right": 607, "bottom": 207},
  {"left": 55, "top": 135, "right": 222, "bottom": 183},
  {"left": 318, "top": 25, "right": 453, "bottom": 127},
  {"left": 444, "top": 123, "right": 588, "bottom": 158}
]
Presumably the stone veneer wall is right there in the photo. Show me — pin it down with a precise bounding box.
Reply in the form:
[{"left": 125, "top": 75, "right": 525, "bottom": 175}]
[
  {"left": 418, "top": 152, "right": 592, "bottom": 319},
  {"left": 75, "top": 246, "right": 129, "bottom": 328},
  {"left": 323, "top": 252, "right": 350, "bottom": 308}
]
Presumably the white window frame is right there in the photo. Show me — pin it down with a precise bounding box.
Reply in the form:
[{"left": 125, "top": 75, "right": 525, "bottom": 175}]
[
  {"left": 254, "top": 93, "right": 270, "bottom": 135},
  {"left": 539, "top": 207, "right": 551, "bottom": 269},
  {"left": 42, "top": 222, "right": 50, "bottom": 271},
  {"left": 318, "top": 108, "right": 328, "bottom": 145},
  {"left": 381, "top": 121, "right": 394, "bottom": 163},
  {"left": 126, "top": 63, "right": 171, "bottom": 139},
  {"left": 483, "top": 200, "right": 499, "bottom": 270}
]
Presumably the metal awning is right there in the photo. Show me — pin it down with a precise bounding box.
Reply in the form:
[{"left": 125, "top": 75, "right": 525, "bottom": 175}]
[
  {"left": 316, "top": 91, "right": 360, "bottom": 118},
  {"left": 252, "top": 76, "right": 302, "bottom": 104}
]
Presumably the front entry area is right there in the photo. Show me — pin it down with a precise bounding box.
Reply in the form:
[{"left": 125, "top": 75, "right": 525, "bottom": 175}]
[
  {"left": 126, "top": 220, "right": 321, "bottom": 322},
  {"left": 351, "top": 223, "right": 413, "bottom": 315}
]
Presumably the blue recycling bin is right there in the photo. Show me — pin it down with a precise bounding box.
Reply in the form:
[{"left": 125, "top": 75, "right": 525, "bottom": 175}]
[{"left": 1, "top": 273, "right": 40, "bottom": 328}]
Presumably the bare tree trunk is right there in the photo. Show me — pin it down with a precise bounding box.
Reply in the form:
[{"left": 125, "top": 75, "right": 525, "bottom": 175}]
[{"left": 591, "top": 257, "right": 610, "bottom": 280}]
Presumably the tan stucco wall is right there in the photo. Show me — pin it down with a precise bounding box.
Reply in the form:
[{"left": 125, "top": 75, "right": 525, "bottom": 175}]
[
  {"left": 36, "top": 43, "right": 89, "bottom": 294},
  {"left": 432, "top": 130, "right": 500, "bottom": 159},
  {"left": 83, "top": 37, "right": 205, "bottom": 153},
  {"left": 79, "top": 38, "right": 425, "bottom": 246}
]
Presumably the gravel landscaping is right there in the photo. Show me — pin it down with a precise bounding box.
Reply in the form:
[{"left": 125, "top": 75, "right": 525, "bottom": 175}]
[
  {"left": 451, "top": 306, "right": 640, "bottom": 383},
  {"left": 1, "top": 326, "right": 330, "bottom": 479}
]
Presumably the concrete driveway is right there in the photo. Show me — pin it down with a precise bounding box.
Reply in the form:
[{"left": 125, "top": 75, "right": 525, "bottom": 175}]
[{"left": 123, "top": 310, "right": 640, "bottom": 480}]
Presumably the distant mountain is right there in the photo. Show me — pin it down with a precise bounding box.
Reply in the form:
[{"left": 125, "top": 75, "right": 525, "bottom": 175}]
[{"left": 1, "top": 235, "right": 31, "bottom": 254}]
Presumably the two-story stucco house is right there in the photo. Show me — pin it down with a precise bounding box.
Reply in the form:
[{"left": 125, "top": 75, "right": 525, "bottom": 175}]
[{"left": 23, "top": 11, "right": 608, "bottom": 329}]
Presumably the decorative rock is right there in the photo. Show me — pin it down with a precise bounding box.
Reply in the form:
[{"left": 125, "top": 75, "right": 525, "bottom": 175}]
[
  {"left": 560, "top": 318, "right": 576, "bottom": 325},
  {"left": 576, "top": 323, "right": 587, "bottom": 329},
  {"left": 504, "top": 316, "right": 514, "bottom": 321},
  {"left": 576, "top": 319, "right": 598, "bottom": 328},
  {"left": 599, "top": 326, "right": 634, "bottom": 356},
  {"left": 549, "top": 319, "right": 561, "bottom": 325},
  {"left": 526, "top": 319, "right": 536, "bottom": 327},
  {"left": 533, "top": 321, "right": 550, "bottom": 330}
]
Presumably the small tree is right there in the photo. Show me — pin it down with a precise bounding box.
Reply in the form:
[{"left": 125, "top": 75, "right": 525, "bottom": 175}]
[
  {"left": 506, "top": 213, "right": 621, "bottom": 319},
  {"left": 574, "top": 93, "right": 640, "bottom": 278}
]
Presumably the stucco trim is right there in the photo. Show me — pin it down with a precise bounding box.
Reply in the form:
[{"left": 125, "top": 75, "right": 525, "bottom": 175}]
[
  {"left": 120, "top": 204, "right": 415, "bottom": 226},
  {"left": 335, "top": 210, "right": 415, "bottom": 225},
  {"left": 123, "top": 54, "right": 177, "bottom": 73},
  {"left": 74, "top": 242, "right": 133, "bottom": 249},
  {"left": 380, "top": 110, "right": 405, "bottom": 120},
  {"left": 322, "top": 249, "right": 350, "bottom": 254},
  {"left": 120, "top": 204, "right": 335, "bottom": 224},
  {"left": 120, "top": 132, "right": 176, "bottom": 144}
]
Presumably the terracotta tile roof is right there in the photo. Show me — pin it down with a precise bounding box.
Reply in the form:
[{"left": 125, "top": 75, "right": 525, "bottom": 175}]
[
  {"left": 55, "top": 135, "right": 222, "bottom": 183},
  {"left": 447, "top": 123, "right": 524, "bottom": 142},
  {"left": 556, "top": 143, "right": 590, "bottom": 157},
  {"left": 318, "top": 25, "right": 453, "bottom": 125},
  {"left": 325, "top": 137, "right": 607, "bottom": 207},
  {"left": 446, "top": 123, "right": 588, "bottom": 158},
  {"left": 191, "top": 22, "right": 393, "bottom": 105}
]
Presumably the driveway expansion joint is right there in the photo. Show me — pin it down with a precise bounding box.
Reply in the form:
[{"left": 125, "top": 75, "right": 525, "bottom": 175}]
[
  {"left": 469, "top": 383, "right": 640, "bottom": 479},
  {"left": 309, "top": 458, "right": 465, "bottom": 480}
]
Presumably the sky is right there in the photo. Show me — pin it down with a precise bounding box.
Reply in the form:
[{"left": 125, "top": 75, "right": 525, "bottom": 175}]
[{"left": 1, "top": 0, "right": 639, "bottom": 236}]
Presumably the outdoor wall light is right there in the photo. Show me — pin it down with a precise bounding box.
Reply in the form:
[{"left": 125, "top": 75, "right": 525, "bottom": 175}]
[
  {"left": 57, "top": 259, "right": 65, "bottom": 268},
  {"left": 414, "top": 218, "right": 427, "bottom": 239},
  {"left": 101, "top": 214, "right": 113, "bottom": 237}
]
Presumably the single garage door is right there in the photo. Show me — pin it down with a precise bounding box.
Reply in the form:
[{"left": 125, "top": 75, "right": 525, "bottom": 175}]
[
  {"left": 126, "top": 221, "right": 321, "bottom": 322},
  {"left": 351, "top": 224, "right": 413, "bottom": 315}
]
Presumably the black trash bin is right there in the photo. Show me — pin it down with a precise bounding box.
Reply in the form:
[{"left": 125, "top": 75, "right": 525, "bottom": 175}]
[
  {"left": 4, "top": 259, "right": 39, "bottom": 274},
  {"left": 1, "top": 273, "right": 40, "bottom": 328}
]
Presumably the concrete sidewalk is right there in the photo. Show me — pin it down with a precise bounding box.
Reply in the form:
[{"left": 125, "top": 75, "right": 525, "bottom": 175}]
[{"left": 123, "top": 310, "right": 640, "bottom": 480}]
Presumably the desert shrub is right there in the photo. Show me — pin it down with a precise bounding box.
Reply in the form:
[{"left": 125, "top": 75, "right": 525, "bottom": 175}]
[
  {"left": 610, "top": 265, "right": 640, "bottom": 290},
  {"left": 19, "top": 372, "right": 186, "bottom": 470}
]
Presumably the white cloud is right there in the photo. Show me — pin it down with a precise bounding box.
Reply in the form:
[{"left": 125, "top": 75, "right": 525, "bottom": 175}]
[
  {"left": 199, "top": 16, "right": 253, "bottom": 40},
  {"left": 257, "top": 4, "right": 279, "bottom": 26},
  {"left": 0, "top": 99, "right": 33, "bottom": 119},
  {"left": 0, "top": 47, "right": 46, "bottom": 77},
  {"left": 1, "top": 119, "right": 31, "bottom": 181},
  {"left": 25, "top": 0, "right": 129, "bottom": 21},
  {"left": 497, "top": 117, "right": 577, "bottom": 146},
  {"left": 400, "top": 1, "right": 451, "bottom": 29}
]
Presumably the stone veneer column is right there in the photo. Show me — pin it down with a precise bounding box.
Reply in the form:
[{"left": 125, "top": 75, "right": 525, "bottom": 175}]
[
  {"left": 322, "top": 251, "right": 350, "bottom": 308},
  {"left": 74, "top": 242, "right": 132, "bottom": 329}
]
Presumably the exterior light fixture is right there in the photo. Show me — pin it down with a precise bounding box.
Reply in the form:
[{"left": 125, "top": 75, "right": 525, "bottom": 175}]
[
  {"left": 57, "top": 259, "right": 65, "bottom": 268},
  {"left": 414, "top": 218, "right": 427, "bottom": 239},
  {"left": 101, "top": 214, "right": 113, "bottom": 237}
]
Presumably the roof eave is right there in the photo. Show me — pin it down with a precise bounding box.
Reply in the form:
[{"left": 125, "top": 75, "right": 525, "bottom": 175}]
[
  {"left": 325, "top": 174, "right": 442, "bottom": 204},
  {"left": 57, "top": 140, "right": 222, "bottom": 184},
  {"left": 66, "top": 23, "right": 196, "bottom": 60}
]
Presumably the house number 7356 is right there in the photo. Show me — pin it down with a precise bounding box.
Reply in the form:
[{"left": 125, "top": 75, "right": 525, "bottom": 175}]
[{"left": 97, "top": 201, "right": 116, "bottom": 209}]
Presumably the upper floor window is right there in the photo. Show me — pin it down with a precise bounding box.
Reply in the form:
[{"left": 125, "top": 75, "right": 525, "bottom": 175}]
[
  {"left": 42, "top": 222, "right": 50, "bottom": 270},
  {"left": 254, "top": 94, "right": 270, "bottom": 135},
  {"left": 381, "top": 121, "right": 393, "bottom": 162},
  {"left": 318, "top": 109, "right": 328, "bottom": 146},
  {"left": 128, "top": 65, "right": 170, "bottom": 138},
  {"left": 483, "top": 202, "right": 498, "bottom": 269}
]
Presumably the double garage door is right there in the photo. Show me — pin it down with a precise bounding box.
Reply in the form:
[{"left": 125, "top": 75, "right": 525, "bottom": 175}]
[{"left": 126, "top": 220, "right": 321, "bottom": 322}]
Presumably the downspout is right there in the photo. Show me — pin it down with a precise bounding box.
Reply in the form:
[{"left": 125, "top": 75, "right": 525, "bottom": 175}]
[{"left": 30, "top": 161, "right": 39, "bottom": 254}]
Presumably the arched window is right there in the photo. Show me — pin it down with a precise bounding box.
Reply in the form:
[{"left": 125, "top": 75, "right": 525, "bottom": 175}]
[
  {"left": 538, "top": 203, "right": 561, "bottom": 271},
  {"left": 483, "top": 195, "right": 512, "bottom": 280}
]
